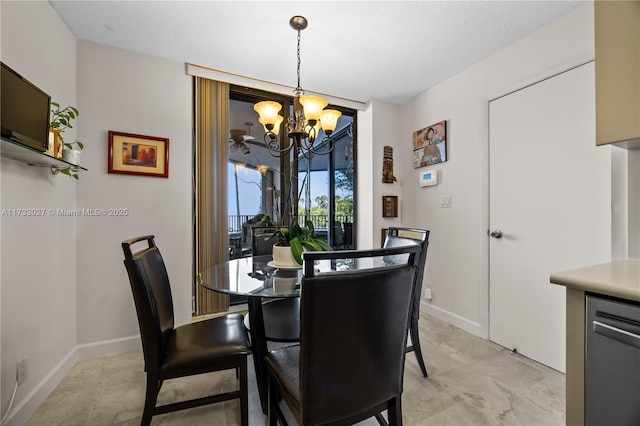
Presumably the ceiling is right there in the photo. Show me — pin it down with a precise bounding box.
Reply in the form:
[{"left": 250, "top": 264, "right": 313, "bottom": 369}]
[{"left": 49, "top": 1, "right": 587, "bottom": 105}]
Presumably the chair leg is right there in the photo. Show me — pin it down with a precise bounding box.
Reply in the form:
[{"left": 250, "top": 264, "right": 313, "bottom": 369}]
[
  {"left": 267, "top": 373, "right": 288, "bottom": 426},
  {"left": 267, "top": 374, "right": 278, "bottom": 426},
  {"left": 141, "top": 374, "right": 160, "bottom": 426},
  {"left": 239, "top": 358, "right": 249, "bottom": 426},
  {"left": 410, "top": 318, "right": 428, "bottom": 377},
  {"left": 387, "top": 396, "right": 403, "bottom": 426},
  {"left": 375, "top": 413, "right": 388, "bottom": 425}
]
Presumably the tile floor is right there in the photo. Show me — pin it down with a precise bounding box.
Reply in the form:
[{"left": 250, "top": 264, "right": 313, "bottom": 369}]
[{"left": 25, "top": 314, "right": 565, "bottom": 425}]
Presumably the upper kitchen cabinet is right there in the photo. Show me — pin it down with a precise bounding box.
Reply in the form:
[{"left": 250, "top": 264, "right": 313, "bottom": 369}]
[{"left": 595, "top": 0, "right": 640, "bottom": 149}]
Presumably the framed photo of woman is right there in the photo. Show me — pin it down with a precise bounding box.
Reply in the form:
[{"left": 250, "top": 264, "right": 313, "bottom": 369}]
[{"left": 412, "top": 120, "right": 447, "bottom": 169}]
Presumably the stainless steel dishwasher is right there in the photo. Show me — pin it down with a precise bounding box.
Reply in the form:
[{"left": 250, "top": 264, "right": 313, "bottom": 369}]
[{"left": 585, "top": 293, "right": 640, "bottom": 425}]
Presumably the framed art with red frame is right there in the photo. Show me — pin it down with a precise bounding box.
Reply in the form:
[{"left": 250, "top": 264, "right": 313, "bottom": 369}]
[{"left": 108, "top": 131, "right": 169, "bottom": 178}]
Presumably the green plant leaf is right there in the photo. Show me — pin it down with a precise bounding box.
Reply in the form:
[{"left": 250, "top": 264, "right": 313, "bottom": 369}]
[
  {"left": 305, "top": 220, "right": 315, "bottom": 233},
  {"left": 303, "top": 239, "right": 324, "bottom": 251},
  {"left": 290, "top": 237, "right": 304, "bottom": 264},
  {"left": 315, "top": 239, "right": 333, "bottom": 251},
  {"left": 58, "top": 167, "right": 79, "bottom": 179}
]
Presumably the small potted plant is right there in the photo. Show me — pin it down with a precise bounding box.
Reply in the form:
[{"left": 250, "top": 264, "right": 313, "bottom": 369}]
[
  {"left": 268, "top": 219, "right": 332, "bottom": 266},
  {"left": 49, "top": 102, "right": 84, "bottom": 179},
  {"left": 50, "top": 102, "right": 83, "bottom": 164}
]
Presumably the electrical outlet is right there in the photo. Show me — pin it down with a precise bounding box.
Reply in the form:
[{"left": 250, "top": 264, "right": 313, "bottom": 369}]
[
  {"left": 17, "top": 358, "right": 27, "bottom": 384},
  {"left": 424, "top": 287, "right": 433, "bottom": 300}
]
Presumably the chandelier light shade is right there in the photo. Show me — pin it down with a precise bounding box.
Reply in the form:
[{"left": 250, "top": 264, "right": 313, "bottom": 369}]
[
  {"left": 254, "top": 15, "right": 342, "bottom": 158},
  {"left": 298, "top": 95, "right": 328, "bottom": 123},
  {"left": 319, "top": 109, "right": 342, "bottom": 135},
  {"left": 254, "top": 101, "right": 282, "bottom": 131},
  {"left": 259, "top": 114, "right": 284, "bottom": 137}
]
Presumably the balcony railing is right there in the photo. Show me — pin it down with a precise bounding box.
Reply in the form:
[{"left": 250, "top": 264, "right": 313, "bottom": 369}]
[
  {"left": 228, "top": 214, "right": 353, "bottom": 232},
  {"left": 228, "top": 214, "right": 354, "bottom": 259}
]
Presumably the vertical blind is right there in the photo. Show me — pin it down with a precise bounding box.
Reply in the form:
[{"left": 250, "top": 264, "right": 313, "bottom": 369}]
[{"left": 194, "top": 77, "right": 230, "bottom": 314}]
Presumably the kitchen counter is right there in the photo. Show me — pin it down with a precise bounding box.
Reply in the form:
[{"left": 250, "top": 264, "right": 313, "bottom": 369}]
[
  {"left": 550, "top": 259, "right": 640, "bottom": 302},
  {"left": 550, "top": 259, "right": 640, "bottom": 426}
]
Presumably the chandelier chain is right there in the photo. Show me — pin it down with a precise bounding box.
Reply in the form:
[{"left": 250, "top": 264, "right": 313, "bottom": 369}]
[{"left": 296, "top": 29, "right": 302, "bottom": 90}]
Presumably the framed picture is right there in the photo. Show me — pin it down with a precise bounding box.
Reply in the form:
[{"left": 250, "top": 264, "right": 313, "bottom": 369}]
[
  {"left": 108, "top": 131, "right": 169, "bottom": 178},
  {"left": 382, "top": 195, "right": 398, "bottom": 218},
  {"left": 412, "top": 120, "right": 447, "bottom": 169}
]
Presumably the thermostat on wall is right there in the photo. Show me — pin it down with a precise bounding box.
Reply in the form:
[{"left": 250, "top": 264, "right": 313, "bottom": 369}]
[{"left": 419, "top": 170, "right": 438, "bottom": 187}]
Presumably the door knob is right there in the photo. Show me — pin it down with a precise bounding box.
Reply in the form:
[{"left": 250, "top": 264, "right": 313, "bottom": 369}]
[{"left": 490, "top": 230, "right": 503, "bottom": 239}]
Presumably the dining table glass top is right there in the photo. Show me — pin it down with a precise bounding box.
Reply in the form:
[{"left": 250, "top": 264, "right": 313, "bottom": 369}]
[
  {"left": 198, "top": 255, "right": 300, "bottom": 298},
  {"left": 198, "top": 253, "right": 390, "bottom": 298}
]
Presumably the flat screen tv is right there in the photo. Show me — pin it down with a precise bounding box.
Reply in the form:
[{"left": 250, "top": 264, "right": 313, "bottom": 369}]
[{"left": 1, "top": 62, "right": 51, "bottom": 152}]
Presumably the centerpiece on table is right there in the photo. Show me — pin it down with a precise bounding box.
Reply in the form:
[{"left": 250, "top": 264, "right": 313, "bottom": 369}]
[{"left": 268, "top": 219, "right": 332, "bottom": 267}]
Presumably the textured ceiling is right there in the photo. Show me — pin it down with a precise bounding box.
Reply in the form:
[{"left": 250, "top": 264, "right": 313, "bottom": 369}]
[{"left": 50, "top": 1, "right": 587, "bottom": 105}]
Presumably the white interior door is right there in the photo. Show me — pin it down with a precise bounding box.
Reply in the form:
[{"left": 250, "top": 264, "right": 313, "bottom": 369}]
[{"left": 489, "top": 62, "right": 610, "bottom": 372}]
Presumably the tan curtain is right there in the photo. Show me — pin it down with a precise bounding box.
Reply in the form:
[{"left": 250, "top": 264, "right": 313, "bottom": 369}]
[{"left": 194, "top": 77, "right": 230, "bottom": 314}]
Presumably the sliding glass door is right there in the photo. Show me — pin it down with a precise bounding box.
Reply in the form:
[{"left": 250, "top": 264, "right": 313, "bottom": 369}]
[{"left": 228, "top": 86, "right": 357, "bottom": 258}]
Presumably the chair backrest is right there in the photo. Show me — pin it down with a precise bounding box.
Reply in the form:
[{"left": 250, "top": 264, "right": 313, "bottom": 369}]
[
  {"left": 252, "top": 227, "right": 278, "bottom": 256},
  {"left": 383, "top": 227, "right": 430, "bottom": 321},
  {"left": 122, "top": 235, "right": 174, "bottom": 373},
  {"left": 299, "top": 246, "right": 420, "bottom": 425},
  {"left": 331, "top": 223, "right": 344, "bottom": 246},
  {"left": 343, "top": 222, "right": 353, "bottom": 246}
]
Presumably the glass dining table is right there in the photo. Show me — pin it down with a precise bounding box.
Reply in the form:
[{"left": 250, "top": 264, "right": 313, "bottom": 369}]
[
  {"left": 198, "top": 254, "right": 302, "bottom": 414},
  {"left": 197, "top": 253, "right": 388, "bottom": 414}
]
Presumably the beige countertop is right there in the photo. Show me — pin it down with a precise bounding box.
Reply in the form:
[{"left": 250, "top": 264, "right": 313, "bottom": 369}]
[{"left": 550, "top": 259, "right": 640, "bottom": 302}]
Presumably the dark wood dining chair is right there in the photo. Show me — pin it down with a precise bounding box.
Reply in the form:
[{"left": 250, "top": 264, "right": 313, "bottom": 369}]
[
  {"left": 331, "top": 222, "right": 346, "bottom": 249},
  {"left": 343, "top": 222, "right": 354, "bottom": 249},
  {"left": 265, "top": 245, "right": 421, "bottom": 426},
  {"left": 384, "top": 227, "right": 431, "bottom": 377},
  {"left": 121, "top": 235, "right": 252, "bottom": 426},
  {"left": 251, "top": 227, "right": 279, "bottom": 256}
]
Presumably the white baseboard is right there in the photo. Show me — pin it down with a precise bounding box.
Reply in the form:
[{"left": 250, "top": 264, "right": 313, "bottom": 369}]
[
  {"left": 421, "top": 300, "right": 487, "bottom": 339},
  {"left": 5, "top": 335, "right": 141, "bottom": 425},
  {"left": 77, "top": 335, "right": 141, "bottom": 360}
]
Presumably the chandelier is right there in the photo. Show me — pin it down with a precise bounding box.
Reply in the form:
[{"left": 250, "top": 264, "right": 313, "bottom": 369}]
[{"left": 254, "top": 16, "right": 342, "bottom": 158}]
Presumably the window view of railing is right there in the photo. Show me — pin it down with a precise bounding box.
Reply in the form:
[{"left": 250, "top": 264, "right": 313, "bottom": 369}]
[{"left": 228, "top": 214, "right": 353, "bottom": 233}]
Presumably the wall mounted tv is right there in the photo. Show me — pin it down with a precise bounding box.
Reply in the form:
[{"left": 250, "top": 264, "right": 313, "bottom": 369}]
[{"left": 1, "top": 62, "right": 51, "bottom": 152}]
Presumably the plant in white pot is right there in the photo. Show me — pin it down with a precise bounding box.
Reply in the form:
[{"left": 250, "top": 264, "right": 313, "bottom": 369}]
[
  {"left": 50, "top": 102, "right": 84, "bottom": 179},
  {"left": 61, "top": 139, "right": 84, "bottom": 164},
  {"left": 268, "top": 219, "right": 332, "bottom": 266}
]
